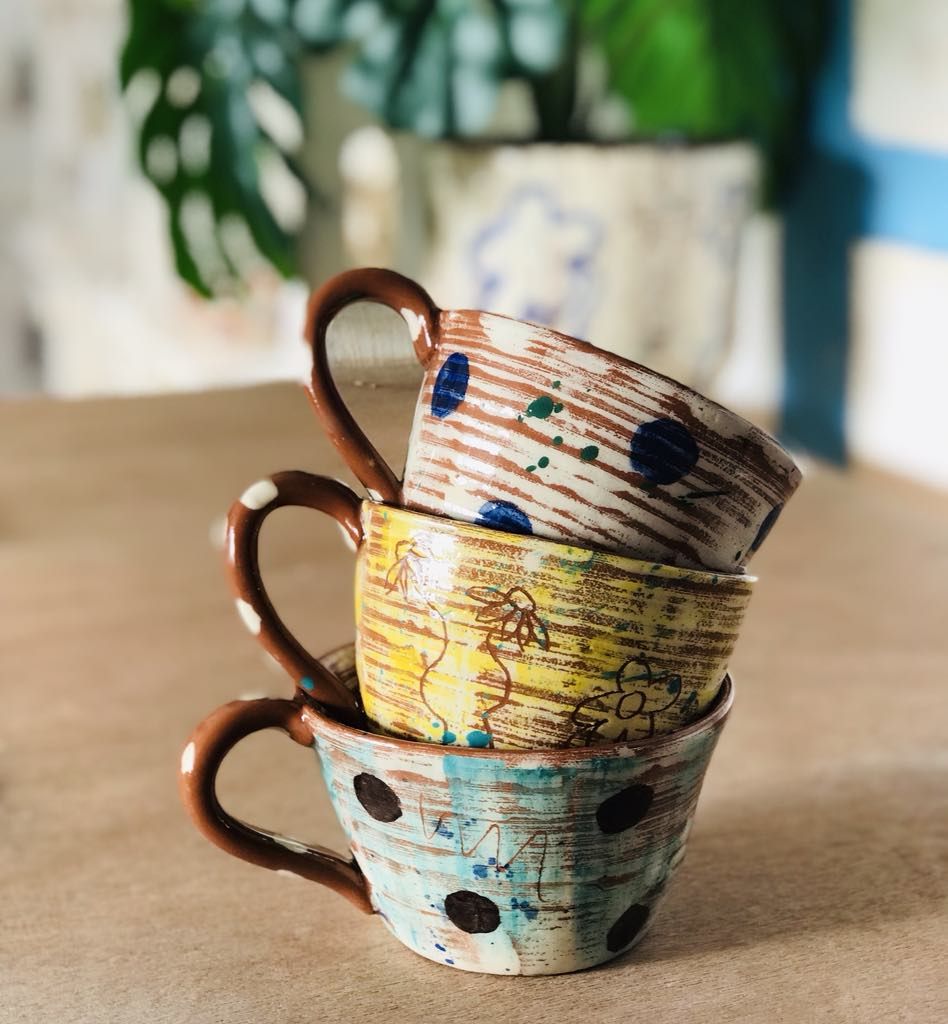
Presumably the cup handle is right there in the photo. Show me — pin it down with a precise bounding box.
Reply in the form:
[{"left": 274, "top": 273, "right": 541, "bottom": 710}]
[
  {"left": 226, "top": 471, "right": 364, "bottom": 727},
  {"left": 179, "top": 696, "right": 373, "bottom": 913},
  {"left": 304, "top": 267, "right": 441, "bottom": 503}
]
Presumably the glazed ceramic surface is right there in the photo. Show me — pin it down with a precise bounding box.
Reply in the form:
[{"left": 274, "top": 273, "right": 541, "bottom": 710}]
[
  {"left": 179, "top": 652, "right": 733, "bottom": 976},
  {"left": 357, "top": 502, "right": 751, "bottom": 748},
  {"left": 306, "top": 268, "right": 801, "bottom": 573},
  {"left": 225, "top": 472, "right": 753, "bottom": 749}
]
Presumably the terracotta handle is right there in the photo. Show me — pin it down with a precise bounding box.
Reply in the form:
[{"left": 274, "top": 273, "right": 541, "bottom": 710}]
[
  {"left": 179, "top": 697, "right": 373, "bottom": 913},
  {"left": 226, "top": 471, "right": 364, "bottom": 727},
  {"left": 304, "top": 267, "right": 441, "bottom": 503}
]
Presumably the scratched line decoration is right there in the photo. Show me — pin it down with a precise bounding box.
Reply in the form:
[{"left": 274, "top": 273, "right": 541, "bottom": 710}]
[
  {"left": 356, "top": 499, "right": 753, "bottom": 749},
  {"left": 303, "top": 655, "right": 733, "bottom": 974}
]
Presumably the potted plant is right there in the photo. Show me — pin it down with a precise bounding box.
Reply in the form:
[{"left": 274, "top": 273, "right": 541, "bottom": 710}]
[{"left": 122, "top": 0, "right": 827, "bottom": 386}]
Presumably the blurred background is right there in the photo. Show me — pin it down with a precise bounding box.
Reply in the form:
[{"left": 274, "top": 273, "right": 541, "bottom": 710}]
[{"left": 2, "top": 0, "right": 946, "bottom": 490}]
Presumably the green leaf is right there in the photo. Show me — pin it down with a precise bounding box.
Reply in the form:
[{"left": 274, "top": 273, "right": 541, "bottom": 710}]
[
  {"left": 580, "top": 0, "right": 830, "bottom": 199},
  {"left": 120, "top": 0, "right": 328, "bottom": 294}
]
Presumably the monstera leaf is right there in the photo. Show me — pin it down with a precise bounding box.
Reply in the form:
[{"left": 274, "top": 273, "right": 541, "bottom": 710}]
[
  {"left": 580, "top": 0, "right": 828, "bottom": 198},
  {"left": 121, "top": 0, "right": 826, "bottom": 293},
  {"left": 121, "top": 0, "right": 569, "bottom": 293},
  {"left": 340, "top": 0, "right": 568, "bottom": 137},
  {"left": 121, "top": 0, "right": 343, "bottom": 295}
]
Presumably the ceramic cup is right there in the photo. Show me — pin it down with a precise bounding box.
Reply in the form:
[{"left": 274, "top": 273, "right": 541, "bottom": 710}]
[
  {"left": 179, "top": 644, "right": 733, "bottom": 976},
  {"left": 306, "top": 267, "right": 801, "bottom": 573},
  {"left": 226, "top": 471, "right": 754, "bottom": 749}
]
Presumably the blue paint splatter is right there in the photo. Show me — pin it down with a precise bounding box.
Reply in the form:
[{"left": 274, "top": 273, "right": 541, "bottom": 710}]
[
  {"left": 472, "top": 864, "right": 489, "bottom": 879},
  {"left": 299, "top": 677, "right": 315, "bottom": 691},
  {"left": 431, "top": 352, "right": 470, "bottom": 418},
  {"left": 434, "top": 819, "right": 454, "bottom": 839},
  {"left": 510, "top": 898, "right": 539, "bottom": 921},
  {"left": 681, "top": 690, "right": 699, "bottom": 714},
  {"left": 749, "top": 503, "right": 783, "bottom": 553},
  {"left": 435, "top": 943, "right": 446, "bottom": 952},
  {"left": 487, "top": 857, "right": 496, "bottom": 866},
  {"left": 466, "top": 730, "right": 491, "bottom": 748},
  {"left": 667, "top": 677, "right": 682, "bottom": 695},
  {"left": 475, "top": 499, "right": 532, "bottom": 535},
  {"left": 630, "top": 418, "right": 699, "bottom": 484},
  {"left": 444, "top": 958, "right": 455, "bottom": 965}
]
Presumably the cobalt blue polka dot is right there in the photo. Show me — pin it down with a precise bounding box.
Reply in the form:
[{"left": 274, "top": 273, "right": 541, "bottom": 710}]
[
  {"left": 430, "top": 352, "right": 470, "bottom": 419},
  {"left": 630, "top": 418, "right": 699, "bottom": 484},
  {"left": 749, "top": 503, "right": 783, "bottom": 553},
  {"left": 475, "top": 500, "right": 533, "bottom": 535}
]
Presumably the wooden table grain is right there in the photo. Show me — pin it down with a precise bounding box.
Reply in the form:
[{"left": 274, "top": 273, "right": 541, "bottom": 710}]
[{"left": 2, "top": 383, "right": 946, "bottom": 1023}]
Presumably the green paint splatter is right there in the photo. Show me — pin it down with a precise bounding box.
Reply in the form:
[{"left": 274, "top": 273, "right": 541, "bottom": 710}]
[
  {"left": 552, "top": 380, "right": 561, "bottom": 389},
  {"left": 552, "top": 435, "right": 563, "bottom": 446},
  {"left": 527, "top": 465, "right": 537, "bottom": 472},
  {"left": 526, "top": 395, "right": 555, "bottom": 419},
  {"left": 538, "top": 456, "right": 549, "bottom": 468},
  {"left": 580, "top": 445, "right": 599, "bottom": 462},
  {"left": 553, "top": 402, "right": 564, "bottom": 413},
  {"left": 517, "top": 415, "right": 523, "bottom": 422}
]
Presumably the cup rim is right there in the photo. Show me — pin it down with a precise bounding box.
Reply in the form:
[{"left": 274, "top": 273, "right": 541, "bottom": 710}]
[
  {"left": 301, "top": 642, "right": 734, "bottom": 763},
  {"left": 437, "top": 307, "right": 799, "bottom": 475},
  {"left": 360, "top": 501, "right": 757, "bottom": 588}
]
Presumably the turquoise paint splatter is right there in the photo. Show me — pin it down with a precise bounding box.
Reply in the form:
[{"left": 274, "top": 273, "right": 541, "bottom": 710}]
[
  {"left": 466, "top": 730, "right": 491, "bottom": 748},
  {"left": 510, "top": 897, "right": 539, "bottom": 921},
  {"left": 299, "top": 677, "right": 315, "bottom": 691},
  {"left": 526, "top": 395, "right": 555, "bottom": 419},
  {"left": 441, "top": 730, "right": 457, "bottom": 745}
]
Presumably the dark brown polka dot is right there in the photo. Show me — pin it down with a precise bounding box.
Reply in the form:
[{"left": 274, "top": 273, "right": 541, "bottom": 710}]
[
  {"left": 596, "top": 784, "right": 654, "bottom": 834},
  {"left": 353, "top": 773, "right": 402, "bottom": 822},
  {"left": 444, "top": 890, "right": 500, "bottom": 934},
  {"left": 606, "top": 903, "right": 650, "bottom": 952}
]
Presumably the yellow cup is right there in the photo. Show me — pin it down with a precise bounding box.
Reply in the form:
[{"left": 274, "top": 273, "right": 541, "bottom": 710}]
[{"left": 227, "top": 472, "right": 755, "bottom": 750}]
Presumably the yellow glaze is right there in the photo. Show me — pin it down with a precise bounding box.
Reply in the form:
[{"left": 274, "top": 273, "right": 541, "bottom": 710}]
[{"left": 355, "top": 502, "right": 754, "bottom": 750}]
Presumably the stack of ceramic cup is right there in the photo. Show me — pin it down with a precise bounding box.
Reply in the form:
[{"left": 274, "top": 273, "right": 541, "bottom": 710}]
[{"left": 181, "top": 269, "right": 801, "bottom": 976}]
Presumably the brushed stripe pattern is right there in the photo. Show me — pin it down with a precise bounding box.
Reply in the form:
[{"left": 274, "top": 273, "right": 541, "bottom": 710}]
[
  {"left": 354, "top": 502, "right": 753, "bottom": 750},
  {"left": 402, "top": 310, "right": 801, "bottom": 572},
  {"left": 307, "top": 670, "right": 731, "bottom": 975}
]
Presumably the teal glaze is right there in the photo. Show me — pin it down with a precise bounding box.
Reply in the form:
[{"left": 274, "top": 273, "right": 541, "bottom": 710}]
[{"left": 304, "top": 672, "right": 733, "bottom": 975}]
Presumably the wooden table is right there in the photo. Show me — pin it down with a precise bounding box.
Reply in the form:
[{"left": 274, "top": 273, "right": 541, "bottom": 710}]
[{"left": 3, "top": 383, "right": 946, "bottom": 1022}]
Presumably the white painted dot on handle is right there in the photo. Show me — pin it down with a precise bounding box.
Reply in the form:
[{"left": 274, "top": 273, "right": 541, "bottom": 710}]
[
  {"left": 180, "top": 742, "right": 195, "bottom": 775},
  {"left": 401, "top": 307, "right": 422, "bottom": 341},
  {"left": 236, "top": 598, "right": 262, "bottom": 635},
  {"left": 240, "top": 478, "right": 279, "bottom": 510}
]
